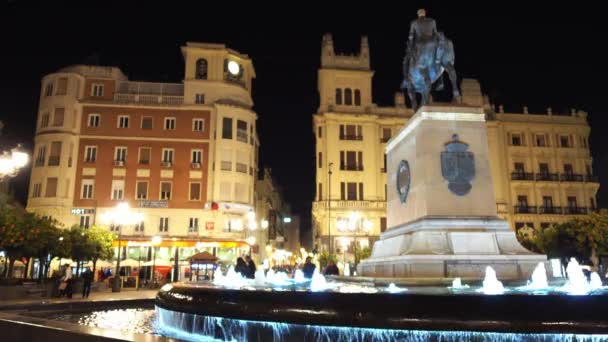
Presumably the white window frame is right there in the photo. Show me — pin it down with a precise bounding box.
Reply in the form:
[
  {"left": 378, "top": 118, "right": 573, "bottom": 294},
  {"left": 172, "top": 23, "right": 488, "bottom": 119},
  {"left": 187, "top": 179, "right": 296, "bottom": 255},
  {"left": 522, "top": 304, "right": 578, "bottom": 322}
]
[
  {"left": 136, "top": 181, "right": 149, "bottom": 200},
  {"left": 141, "top": 116, "right": 153, "bottom": 129},
  {"left": 117, "top": 115, "right": 130, "bottom": 128},
  {"left": 111, "top": 180, "right": 125, "bottom": 200},
  {"left": 162, "top": 148, "right": 174, "bottom": 164},
  {"left": 87, "top": 113, "right": 100, "bottom": 127},
  {"left": 114, "top": 146, "right": 127, "bottom": 163},
  {"left": 195, "top": 93, "right": 204, "bottom": 104},
  {"left": 164, "top": 117, "right": 176, "bottom": 130},
  {"left": 138, "top": 147, "right": 151, "bottom": 165},
  {"left": 193, "top": 118, "right": 205, "bottom": 132},
  {"left": 160, "top": 181, "right": 172, "bottom": 200},
  {"left": 91, "top": 83, "right": 104, "bottom": 97},
  {"left": 40, "top": 113, "right": 50, "bottom": 128},
  {"left": 81, "top": 179, "right": 95, "bottom": 199},
  {"left": 189, "top": 182, "right": 201, "bottom": 201},
  {"left": 191, "top": 149, "right": 202, "bottom": 164},
  {"left": 84, "top": 146, "right": 97, "bottom": 162},
  {"left": 159, "top": 217, "right": 169, "bottom": 232},
  {"left": 80, "top": 215, "right": 91, "bottom": 229},
  {"left": 32, "top": 183, "right": 42, "bottom": 198},
  {"left": 188, "top": 217, "right": 199, "bottom": 232}
]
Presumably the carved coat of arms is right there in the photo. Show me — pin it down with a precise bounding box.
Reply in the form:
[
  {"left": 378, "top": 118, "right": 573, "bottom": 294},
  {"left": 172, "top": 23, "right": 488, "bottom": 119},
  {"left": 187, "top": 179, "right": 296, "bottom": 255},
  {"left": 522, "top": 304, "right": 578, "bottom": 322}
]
[
  {"left": 441, "top": 134, "right": 475, "bottom": 196},
  {"left": 396, "top": 160, "right": 411, "bottom": 204}
]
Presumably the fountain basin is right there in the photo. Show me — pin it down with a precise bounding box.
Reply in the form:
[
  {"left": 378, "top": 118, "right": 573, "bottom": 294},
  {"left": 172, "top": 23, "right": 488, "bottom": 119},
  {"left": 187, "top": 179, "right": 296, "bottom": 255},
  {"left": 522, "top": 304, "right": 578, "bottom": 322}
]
[{"left": 156, "top": 282, "right": 608, "bottom": 335}]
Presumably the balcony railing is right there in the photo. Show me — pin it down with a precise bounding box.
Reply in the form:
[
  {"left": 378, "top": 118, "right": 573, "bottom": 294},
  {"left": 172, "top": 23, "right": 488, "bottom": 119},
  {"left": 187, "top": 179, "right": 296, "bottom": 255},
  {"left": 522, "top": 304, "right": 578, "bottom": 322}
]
[
  {"left": 563, "top": 207, "right": 588, "bottom": 215},
  {"left": 339, "top": 135, "right": 363, "bottom": 141},
  {"left": 514, "top": 205, "right": 537, "bottom": 214},
  {"left": 538, "top": 206, "right": 562, "bottom": 214},
  {"left": 313, "top": 200, "right": 386, "bottom": 210},
  {"left": 114, "top": 93, "right": 184, "bottom": 105},
  {"left": 511, "top": 172, "right": 534, "bottom": 181},
  {"left": 236, "top": 163, "right": 248, "bottom": 173},
  {"left": 220, "top": 161, "right": 232, "bottom": 171},
  {"left": 535, "top": 173, "right": 559, "bottom": 182},
  {"left": 341, "top": 164, "right": 364, "bottom": 171},
  {"left": 585, "top": 175, "right": 599, "bottom": 182},
  {"left": 560, "top": 174, "right": 584, "bottom": 182}
]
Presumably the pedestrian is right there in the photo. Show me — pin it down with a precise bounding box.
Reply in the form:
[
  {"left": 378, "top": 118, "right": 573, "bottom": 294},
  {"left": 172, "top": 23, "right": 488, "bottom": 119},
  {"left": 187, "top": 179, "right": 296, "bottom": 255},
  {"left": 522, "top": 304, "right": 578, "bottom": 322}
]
[
  {"left": 235, "top": 257, "right": 248, "bottom": 277},
  {"left": 82, "top": 267, "right": 93, "bottom": 298},
  {"left": 302, "top": 257, "right": 316, "bottom": 279},
  {"left": 324, "top": 261, "right": 340, "bottom": 276},
  {"left": 245, "top": 255, "right": 257, "bottom": 279}
]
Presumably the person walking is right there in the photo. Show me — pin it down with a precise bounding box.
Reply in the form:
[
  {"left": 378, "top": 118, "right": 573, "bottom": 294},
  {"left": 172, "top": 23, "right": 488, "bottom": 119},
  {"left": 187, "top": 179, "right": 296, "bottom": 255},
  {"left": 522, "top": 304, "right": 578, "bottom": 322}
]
[{"left": 82, "top": 267, "right": 93, "bottom": 298}]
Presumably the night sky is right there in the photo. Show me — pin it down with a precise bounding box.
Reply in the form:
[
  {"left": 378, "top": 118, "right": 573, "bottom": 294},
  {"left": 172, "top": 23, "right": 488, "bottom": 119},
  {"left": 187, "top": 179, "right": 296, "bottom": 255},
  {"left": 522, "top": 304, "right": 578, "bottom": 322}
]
[{"left": 1, "top": 2, "right": 605, "bottom": 242}]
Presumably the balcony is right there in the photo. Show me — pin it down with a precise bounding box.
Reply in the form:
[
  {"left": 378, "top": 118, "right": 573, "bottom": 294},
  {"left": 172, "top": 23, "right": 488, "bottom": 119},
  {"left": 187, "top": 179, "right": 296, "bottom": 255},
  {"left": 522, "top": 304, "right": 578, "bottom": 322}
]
[
  {"left": 113, "top": 160, "right": 125, "bottom": 167},
  {"left": 535, "top": 173, "right": 559, "bottom": 182},
  {"left": 341, "top": 164, "right": 364, "bottom": 171},
  {"left": 313, "top": 200, "right": 386, "bottom": 210},
  {"left": 560, "top": 174, "right": 583, "bottom": 182},
  {"left": 220, "top": 161, "right": 232, "bottom": 171},
  {"left": 563, "top": 206, "right": 588, "bottom": 215},
  {"left": 538, "top": 206, "right": 562, "bottom": 214},
  {"left": 339, "top": 135, "right": 363, "bottom": 141},
  {"left": 511, "top": 172, "right": 534, "bottom": 181},
  {"left": 114, "top": 81, "right": 184, "bottom": 105},
  {"left": 585, "top": 175, "right": 599, "bottom": 183},
  {"left": 236, "top": 163, "right": 248, "bottom": 173},
  {"left": 514, "top": 205, "right": 537, "bottom": 214}
]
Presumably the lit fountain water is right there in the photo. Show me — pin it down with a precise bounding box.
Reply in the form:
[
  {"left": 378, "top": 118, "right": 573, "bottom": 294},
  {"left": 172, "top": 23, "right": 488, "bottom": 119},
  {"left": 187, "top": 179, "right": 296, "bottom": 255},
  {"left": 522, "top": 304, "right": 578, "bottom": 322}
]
[
  {"left": 450, "top": 277, "right": 469, "bottom": 289},
  {"left": 518, "top": 262, "right": 549, "bottom": 292},
  {"left": 558, "top": 258, "right": 606, "bottom": 295},
  {"left": 293, "top": 269, "right": 306, "bottom": 283},
  {"left": 477, "top": 266, "right": 505, "bottom": 295},
  {"left": 386, "top": 283, "right": 407, "bottom": 293}
]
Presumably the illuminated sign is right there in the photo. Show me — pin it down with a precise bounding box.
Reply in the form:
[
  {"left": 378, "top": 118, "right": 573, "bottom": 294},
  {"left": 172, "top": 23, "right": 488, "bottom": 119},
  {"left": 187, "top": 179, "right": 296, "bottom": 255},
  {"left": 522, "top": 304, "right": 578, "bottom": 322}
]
[
  {"left": 138, "top": 200, "right": 168, "bottom": 208},
  {"left": 71, "top": 208, "right": 95, "bottom": 215},
  {"left": 283, "top": 217, "right": 292, "bottom": 223},
  {"left": 205, "top": 222, "right": 215, "bottom": 230}
]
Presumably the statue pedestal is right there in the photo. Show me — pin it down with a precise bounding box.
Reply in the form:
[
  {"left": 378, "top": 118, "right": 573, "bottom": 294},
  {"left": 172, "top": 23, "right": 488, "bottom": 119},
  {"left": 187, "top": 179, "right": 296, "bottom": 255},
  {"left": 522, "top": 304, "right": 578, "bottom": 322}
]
[{"left": 358, "top": 105, "right": 546, "bottom": 279}]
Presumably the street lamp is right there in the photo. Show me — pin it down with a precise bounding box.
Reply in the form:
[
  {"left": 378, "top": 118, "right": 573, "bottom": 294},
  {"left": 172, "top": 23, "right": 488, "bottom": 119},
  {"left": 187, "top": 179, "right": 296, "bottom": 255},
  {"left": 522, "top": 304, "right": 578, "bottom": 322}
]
[
  {"left": 101, "top": 202, "right": 144, "bottom": 292},
  {"left": 0, "top": 144, "right": 28, "bottom": 180}
]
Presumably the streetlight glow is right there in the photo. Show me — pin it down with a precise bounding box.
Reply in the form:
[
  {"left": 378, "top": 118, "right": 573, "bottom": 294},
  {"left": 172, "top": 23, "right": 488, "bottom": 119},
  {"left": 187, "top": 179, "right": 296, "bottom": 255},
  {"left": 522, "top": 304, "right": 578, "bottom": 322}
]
[{"left": 261, "top": 219, "right": 269, "bottom": 229}]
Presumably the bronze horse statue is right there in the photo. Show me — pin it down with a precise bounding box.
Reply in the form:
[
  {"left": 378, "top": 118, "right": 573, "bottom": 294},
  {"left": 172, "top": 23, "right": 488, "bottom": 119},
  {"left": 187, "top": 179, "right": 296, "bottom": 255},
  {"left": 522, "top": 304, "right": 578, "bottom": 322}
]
[{"left": 401, "top": 32, "right": 461, "bottom": 110}]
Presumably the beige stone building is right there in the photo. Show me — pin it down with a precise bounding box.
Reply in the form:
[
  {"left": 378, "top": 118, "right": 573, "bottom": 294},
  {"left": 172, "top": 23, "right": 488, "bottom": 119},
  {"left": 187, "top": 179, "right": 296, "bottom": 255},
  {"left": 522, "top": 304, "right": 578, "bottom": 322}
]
[
  {"left": 26, "top": 42, "right": 265, "bottom": 278},
  {"left": 312, "top": 34, "right": 599, "bottom": 261}
]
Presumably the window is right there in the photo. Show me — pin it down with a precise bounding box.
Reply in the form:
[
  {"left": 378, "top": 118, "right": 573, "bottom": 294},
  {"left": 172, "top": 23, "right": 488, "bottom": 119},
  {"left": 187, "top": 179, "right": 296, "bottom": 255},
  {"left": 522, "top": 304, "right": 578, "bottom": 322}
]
[
  {"left": 542, "top": 196, "right": 553, "bottom": 208},
  {"left": 88, "top": 114, "right": 100, "bottom": 127},
  {"left": 567, "top": 196, "right": 577, "bottom": 209},
  {"left": 159, "top": 217, "right": 169, "bottom": 232},
  {"left": 514, "top": 162, "right": 525, "bottom": 173},
  {"left": 53, "top": 108, "right": 65, "bottom": 127},
  {"left": 91, "top": 83, "right": 104, "bottom": 97},
  {"left": 340, "top": 125, "right": 363, "bottom": 140},
  {"left": 190, "top": 183, "right": 201, "bottom": 201},
  {"left": 354, "top": 89, "right": 361, "bottom": 106},
  {"left": 160, "top": 182, "right": 172, "bottom": 200},
  {"left": 318, "top": 152, "right": 322, "bottom": 168},
  {"left": 118, "top": 115, "right": 129, "bottom": 128},
  {"left": 48, "top": 141, "right": 62, "bottom": 166},
  {"left": 335, "top": 89, "right": 342, "bottom": 105},
  {"left": 136, "top": 181, "right": 148, "bottom": 199},
  {"left": 35, "top": 146, "right": 46, "bottom": 166},
  {"left": 40, "top": 113, "right": 50, "bottom": 128},
  {"left": 340, "top": 150, "right": 363, "bottom": 170},
  {"left": 222, "top": 117, "right": 233, "bottom": 139},
  {"left": 45, "top": 177, "right": 58, "bottom": 197},
  {"left": 560, "top": 135, "right": 570, "bottom": 147},
  {"left": 563, "top": 164, "right": 574, "bottom": 175},
  {"left": 195, "top": 93, "right": 205, "bottom": 104},
  {"left": 517, "top": 195, "right": 528, "bottom": 207},
  {"left": 195, "top": 59, "right": 208, "bottom": 79},
  {"left": 139, "top": 147, "right": 151, "bottom": 164},
  {"left": 193, "top": 119, "right": 204, "bottom": 132},
  {"left": 347, "top": 182, "right": 357, "bottom": 200},
  {"left": 237, "top": 120, "right": 248, "bottom": 143},
  {"left": 344, "top": 88, "right": 352, "bottom": 105},
  {"left": 580, "top": 135, "right": 588, "bottom": 148},
  {"left": 32, "top": 183, "right": 41, "bottom": 198},
  {"left": 236, "top": 150, "right": 248, "bottom": 173},
  {"left": 318, "top": 183, "right": 323, "bottom": 201},
  {"left": 115, "top": 147, "right": 127, "bottom": 163},
  {"left": 381, "top": 128, "right": 392, "bottom": 142},
  {"left": 135, "top": 222, "right": 144, "bottom": 233},
  {"left": 162, "top": 148, "right": 174, "bottom": 164},
  {"left": 111, "top": 180, "right": 124, "bottom": 200},
  {"left": 341, "top": 182, "right": 362, "bottom": 200},
  {"left": 79, "top": 215, "right": 91, "bottom": 229},
  {"left": 164, "top": 117, "right": 176, "bottom": 130},
  {"left": 188, "top": 218, "right": 199, "bottom": 232},
  {"left": 81, "top": 179, "right": 94, "bottom": 199},
  {"left": 44, "top": 82, "right": 54, "bottom": 97},
  {"left": 539, "top": 163, "right": 549, "bottom": 175},
  {"left": 318, "top": 126, "right": 322, "bottom": 138},
  {"left": 141, "top": 117, "right": 153, "bottom": 129},
  {"left": 359, "top": 182, "right": 364, "bottom": 200},
  {"left": 84, "top": 146, "right": 97, "bottom": 162},
  {"left": 56, "top": 78, "right": 68, "bottom": 95},
  {"left": 191, "top": 149, "right": 202, "bottom": 164},
  {"left": 382, "top": 154, "right": 387, "bottom": 173},
  {"left": 535, "top": 134, "right": 547, "bottom": 147},
  {"left": 380, "top": 217, "right": 387, "bottom": 233},
  {"left": 109, "top": 224, "right": 120, "bottom": 233},
  {"left": 511, "top": 133, "right": 522, "bottom": 146}
]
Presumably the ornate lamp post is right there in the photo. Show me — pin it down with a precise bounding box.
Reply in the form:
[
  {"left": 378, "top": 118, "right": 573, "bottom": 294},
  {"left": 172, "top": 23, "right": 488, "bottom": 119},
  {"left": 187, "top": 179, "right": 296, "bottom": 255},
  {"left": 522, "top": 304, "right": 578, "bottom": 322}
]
[
  {"left": 0, "top": 144, "right": 28, "bottom": 181},
  {"left": 101, "top": 202, "right": 144, "bottom": 292}
]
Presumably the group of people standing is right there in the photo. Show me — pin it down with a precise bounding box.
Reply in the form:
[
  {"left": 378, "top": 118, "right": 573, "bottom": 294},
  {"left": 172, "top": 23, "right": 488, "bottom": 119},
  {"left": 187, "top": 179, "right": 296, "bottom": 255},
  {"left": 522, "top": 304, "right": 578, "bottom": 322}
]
[{"left": 234, "top": 255, "right": 257, "bottom": 279}]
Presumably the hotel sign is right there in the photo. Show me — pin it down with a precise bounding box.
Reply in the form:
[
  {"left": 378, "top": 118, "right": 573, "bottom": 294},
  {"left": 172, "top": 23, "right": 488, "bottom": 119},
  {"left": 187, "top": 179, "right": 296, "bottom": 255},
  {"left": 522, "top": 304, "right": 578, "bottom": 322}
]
[
  {"left": 71, "top": 208, "right": 95, "bottom": 215},
  {"left": 138, "top": 200, "right": 169, "bottom": 208}
]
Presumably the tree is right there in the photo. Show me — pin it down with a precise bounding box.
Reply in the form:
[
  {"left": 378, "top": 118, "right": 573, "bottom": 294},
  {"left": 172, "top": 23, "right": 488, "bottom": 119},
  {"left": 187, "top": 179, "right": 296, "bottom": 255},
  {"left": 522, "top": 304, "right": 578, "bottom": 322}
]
[
  {"left": 354, "top": 246, "right": 372, "bottom": 266},
  {"left": 68, "top": 225, "right": 92, "bottom": 276},
  {"left": 318, "top": 251, "right": 338, "bottom": 270},
  {"left": 0, "top": 207, "right": 21, "bottom": 278},
  {"left": 87, "top": 226, "right": 114, "bottom": 275}
]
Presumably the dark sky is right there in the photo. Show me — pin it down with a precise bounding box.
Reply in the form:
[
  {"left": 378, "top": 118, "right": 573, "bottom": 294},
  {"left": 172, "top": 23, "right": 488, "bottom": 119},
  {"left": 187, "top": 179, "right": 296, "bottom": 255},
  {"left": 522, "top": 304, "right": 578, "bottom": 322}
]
[{"left": 1, "top": 2, "right": 606, "bottom": 240}]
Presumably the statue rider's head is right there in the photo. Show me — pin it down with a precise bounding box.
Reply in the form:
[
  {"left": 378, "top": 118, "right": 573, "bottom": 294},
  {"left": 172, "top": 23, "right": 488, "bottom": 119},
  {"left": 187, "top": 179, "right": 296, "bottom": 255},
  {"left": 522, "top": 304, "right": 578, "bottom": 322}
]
[{"left": 417, "top": 8, "right": 426, "bottom": 18}]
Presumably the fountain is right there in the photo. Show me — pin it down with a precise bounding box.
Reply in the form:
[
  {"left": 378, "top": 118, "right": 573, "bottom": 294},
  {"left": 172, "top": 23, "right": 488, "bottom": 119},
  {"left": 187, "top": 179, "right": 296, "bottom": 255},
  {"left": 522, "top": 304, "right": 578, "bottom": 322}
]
[
  {"left": 477, "top": 266, "right": 505, "bottom": 295},
  {"left": 557, "top": 258, "right": 605, "bottom": 295},
  {"left": 450, "top": 277, "right": 469, "bottom": 289},
  {"left": 386, "top": 283, "right": 407, "bottom": 293},
  {"left": 518, "top": 262, "right": 549, "bottom": 291},
  {"left": 293, "top": 269, "right": 306, "bottom": 283}
]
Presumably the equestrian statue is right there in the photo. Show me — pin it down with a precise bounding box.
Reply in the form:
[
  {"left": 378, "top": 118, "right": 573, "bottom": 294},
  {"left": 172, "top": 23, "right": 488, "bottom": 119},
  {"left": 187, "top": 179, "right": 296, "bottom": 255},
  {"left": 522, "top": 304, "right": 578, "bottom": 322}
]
[{"left": 401, "top": 9, "right": 461, "bottom": 110}]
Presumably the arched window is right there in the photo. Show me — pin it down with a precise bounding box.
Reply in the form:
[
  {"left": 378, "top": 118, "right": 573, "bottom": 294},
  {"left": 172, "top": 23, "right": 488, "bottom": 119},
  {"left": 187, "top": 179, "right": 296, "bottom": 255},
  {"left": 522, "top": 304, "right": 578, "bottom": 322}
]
[
  {"left": 335, "top": 88, "right": 342, "bottom": 105},
  {"left": 354, "top": 89, "right": 361, "bottom": 106},
  {"left": 344, "top": 88, "right": 352, "bottom": 105},
  {"left": 195, "top": 59, "right": 208, "bottom": 80}
]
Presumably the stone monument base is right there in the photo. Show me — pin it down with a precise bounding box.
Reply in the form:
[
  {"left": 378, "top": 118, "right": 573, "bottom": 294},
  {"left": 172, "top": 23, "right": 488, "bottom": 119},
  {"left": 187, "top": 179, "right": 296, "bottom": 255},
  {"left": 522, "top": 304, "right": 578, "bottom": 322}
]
[{"left": 358, "top": 217, "right": 546, "bottom": 279}]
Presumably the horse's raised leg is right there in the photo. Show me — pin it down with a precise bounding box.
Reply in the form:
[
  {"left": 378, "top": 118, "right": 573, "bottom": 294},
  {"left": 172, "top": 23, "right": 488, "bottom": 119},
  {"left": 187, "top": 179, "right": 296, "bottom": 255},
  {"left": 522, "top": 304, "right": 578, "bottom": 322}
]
[
  {"left": 407, "top": 88, "right": 418, "bottom": 111},
  {"left": 420, "top": 68, "right": 432, "bottom": 106},
  {"left": 445, "top": 63, "right": 462, "bottom": 103}
]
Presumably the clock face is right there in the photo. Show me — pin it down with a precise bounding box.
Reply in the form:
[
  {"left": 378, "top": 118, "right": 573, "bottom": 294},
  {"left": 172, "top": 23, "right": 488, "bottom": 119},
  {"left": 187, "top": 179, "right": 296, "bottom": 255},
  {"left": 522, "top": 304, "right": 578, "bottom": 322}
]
[
  {"left": 227, "top": 61, "right": 240, "bottom": 76},
  {"left": 396, "top": 160, "right": 411, "bottom": 204}
]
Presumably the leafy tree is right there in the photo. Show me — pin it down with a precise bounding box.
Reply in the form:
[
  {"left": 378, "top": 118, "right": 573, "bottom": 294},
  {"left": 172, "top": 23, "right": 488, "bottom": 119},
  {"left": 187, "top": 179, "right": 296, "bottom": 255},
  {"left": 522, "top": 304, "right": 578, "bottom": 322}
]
[
  {"left": 0, "top": 207, "right": 21, "bottom": 278},
  {"left": 87, "top": 226, "right": 114, "bottom": 275},
  {"left": 318, "top": 251, "right": 338, "bottom": 269},
  {"left": 354, "top": 246, "right": 372, "bottom": 266}
]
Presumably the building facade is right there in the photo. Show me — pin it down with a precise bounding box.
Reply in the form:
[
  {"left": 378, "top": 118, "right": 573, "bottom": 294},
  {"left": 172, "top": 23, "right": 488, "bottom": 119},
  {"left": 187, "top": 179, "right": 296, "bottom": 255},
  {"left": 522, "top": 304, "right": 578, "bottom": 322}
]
[
  {"left": 311, "top": 34, "right": 600, "bottom": 262},
  {"left": 27, "top": 42, "right": 262, "bottom": 277}
]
